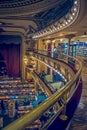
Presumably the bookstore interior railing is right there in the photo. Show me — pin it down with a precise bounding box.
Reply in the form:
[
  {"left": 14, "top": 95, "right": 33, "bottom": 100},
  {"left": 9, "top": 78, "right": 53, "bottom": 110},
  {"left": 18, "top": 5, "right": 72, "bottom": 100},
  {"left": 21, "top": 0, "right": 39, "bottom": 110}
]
[{"left": 2, "top": 50, "right": 82, "bottom": 130}]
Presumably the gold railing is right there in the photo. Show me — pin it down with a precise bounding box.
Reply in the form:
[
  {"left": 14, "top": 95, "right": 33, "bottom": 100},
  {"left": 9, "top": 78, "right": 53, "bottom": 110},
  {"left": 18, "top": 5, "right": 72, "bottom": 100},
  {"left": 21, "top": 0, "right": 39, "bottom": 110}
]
[
  {"left": 32, "top": 71, "right": 53, "bottom": 96},
  {"left": 3, "top": 50, "right": 82, "bottom": 130}
]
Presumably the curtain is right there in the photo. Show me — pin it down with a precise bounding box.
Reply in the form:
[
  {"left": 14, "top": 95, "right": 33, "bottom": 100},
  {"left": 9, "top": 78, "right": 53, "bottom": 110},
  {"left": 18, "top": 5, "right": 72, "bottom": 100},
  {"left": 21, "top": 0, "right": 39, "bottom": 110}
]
[{"left": 0, "top": 44, "right": 20, "bottom": 77}]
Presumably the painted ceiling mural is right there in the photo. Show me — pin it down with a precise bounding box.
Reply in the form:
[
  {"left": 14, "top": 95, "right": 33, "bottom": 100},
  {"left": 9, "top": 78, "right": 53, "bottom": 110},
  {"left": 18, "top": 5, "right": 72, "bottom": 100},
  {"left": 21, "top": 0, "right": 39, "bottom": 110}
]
[{"left": 0, "top": 0, "right": 74, "bottom": 35}]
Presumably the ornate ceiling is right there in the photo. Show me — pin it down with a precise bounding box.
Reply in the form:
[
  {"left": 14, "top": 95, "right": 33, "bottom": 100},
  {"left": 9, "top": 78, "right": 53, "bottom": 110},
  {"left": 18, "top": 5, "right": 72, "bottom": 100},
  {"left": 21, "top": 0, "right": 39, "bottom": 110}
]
[
  {"left": 0, "top": 0, "right": 87, "bottom": 42},
  {"left": 0, "top": 0, "right": 74, "bottom": 37},
  {"left": 0, "top": 0, "right": 70, "bottom": 15}
]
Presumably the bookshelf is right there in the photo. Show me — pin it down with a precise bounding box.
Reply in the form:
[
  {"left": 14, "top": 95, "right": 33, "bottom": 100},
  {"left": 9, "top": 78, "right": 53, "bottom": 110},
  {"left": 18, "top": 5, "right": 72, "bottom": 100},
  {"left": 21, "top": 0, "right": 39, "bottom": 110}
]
[
  {"left": 76, "top": 42, "right": 87, "bottom": 58},
  {"left": 0, "top": 79, "right": 36, "bottom": 117}
]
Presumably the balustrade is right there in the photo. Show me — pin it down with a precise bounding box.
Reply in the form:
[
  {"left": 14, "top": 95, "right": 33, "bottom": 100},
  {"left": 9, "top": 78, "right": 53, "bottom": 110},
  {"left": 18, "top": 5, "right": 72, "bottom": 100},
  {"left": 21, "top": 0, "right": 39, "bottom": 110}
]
[{"left": 2, "top": 49, "right": 82, "bottom": 130}]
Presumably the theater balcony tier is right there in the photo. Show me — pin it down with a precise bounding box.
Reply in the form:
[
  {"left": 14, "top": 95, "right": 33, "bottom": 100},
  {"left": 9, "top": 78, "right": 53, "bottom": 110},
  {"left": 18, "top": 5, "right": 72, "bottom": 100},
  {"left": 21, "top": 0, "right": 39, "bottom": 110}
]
[{"left": 2, "top": 50, "right": 82, "bottom": 130}]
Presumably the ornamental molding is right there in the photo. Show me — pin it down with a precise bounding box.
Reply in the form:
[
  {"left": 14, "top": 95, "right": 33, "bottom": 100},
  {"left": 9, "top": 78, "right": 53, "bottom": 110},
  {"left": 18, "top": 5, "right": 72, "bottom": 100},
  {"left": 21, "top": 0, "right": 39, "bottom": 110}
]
[
  {"left": 0, "top": 0, "right": 65, "bottom": 16},
  {"left": 32, "top": 0, "right": 80, "bottom": 39}
]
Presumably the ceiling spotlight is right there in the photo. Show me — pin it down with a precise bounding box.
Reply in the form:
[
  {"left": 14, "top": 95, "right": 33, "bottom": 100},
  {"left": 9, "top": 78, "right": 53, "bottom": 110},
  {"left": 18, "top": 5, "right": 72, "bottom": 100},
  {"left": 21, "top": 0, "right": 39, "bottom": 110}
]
[
  {"left": 74, "top": 0, "right": 77, "bottom": 5},
  {"left": 74, "top": 7, "right": 77, "bottom": 11},
  {"left": 60, "top": 25, "right": 62, "bottom": 28},
  {"left": 68, "top": 19, "right": 71, "bottom": 23},
  {"left": 53, "top": 26, "right": 57, "bottom": 30},
  {"left": 70, "top": 16, "right": 73, "bottom": 20},
  {"left": 57, "top": 27, "right": 60, "bottom": 30},
  {"left": 63, "top": 24, "right": 65, "bottom": 26},
  {"left": 72, "top": 12, "right": 75, "bottom": 16},
  {"left": 65, "top": 21, "right": 68, "bottom": 25}
]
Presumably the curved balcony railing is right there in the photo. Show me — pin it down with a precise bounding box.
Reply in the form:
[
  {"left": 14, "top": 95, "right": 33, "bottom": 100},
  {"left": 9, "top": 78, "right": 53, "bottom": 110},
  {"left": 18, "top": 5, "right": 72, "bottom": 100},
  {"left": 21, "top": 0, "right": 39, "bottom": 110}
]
[
  {"left": 32, "top": 71, "right": 54, "bottom": 96},
  {"left": 32, "top": 50, "right": 77, "bottom": 80},
  {"left": 2, "top": 50, "right": 82, "bottom": 130}
]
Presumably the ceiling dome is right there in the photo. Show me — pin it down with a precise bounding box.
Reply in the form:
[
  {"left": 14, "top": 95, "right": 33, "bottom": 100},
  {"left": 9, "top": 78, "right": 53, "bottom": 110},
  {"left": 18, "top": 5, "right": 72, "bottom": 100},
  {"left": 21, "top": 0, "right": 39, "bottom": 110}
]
[
  {"left": 0, "top": 0, "right": 71, "bottom": 16},
  {"left": 0, "top": 0, "right": 75, "bottom": 36},
  {"left": 0, "top": 0, "right": 42, "bottom": 4}
]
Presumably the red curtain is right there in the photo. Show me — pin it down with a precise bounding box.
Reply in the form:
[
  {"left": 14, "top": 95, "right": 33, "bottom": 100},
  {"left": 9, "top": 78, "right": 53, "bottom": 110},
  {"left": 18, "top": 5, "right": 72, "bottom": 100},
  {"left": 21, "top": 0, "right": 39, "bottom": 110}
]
[{"left": 0, "top": 44, "right": 20, "bottom": 77}]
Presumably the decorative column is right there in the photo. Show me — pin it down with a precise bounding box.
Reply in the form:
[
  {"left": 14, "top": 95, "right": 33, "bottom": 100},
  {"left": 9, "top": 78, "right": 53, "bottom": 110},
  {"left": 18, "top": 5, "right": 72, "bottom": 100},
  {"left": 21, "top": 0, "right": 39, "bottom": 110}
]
[
  {"left": 65, "top": 34, "right": 75, "bottom": 56},
  {"left": 50, "top": 40, "right": 54, "bottom": 80},
  {"left": 23, "top": 55, "right": 28, "bottom": 80},
  {"left": 21, "top": 35, "right": 26, "bottom": 81},
  {"left": 65, "top": 34, "right": 76, "bottom": 66}
]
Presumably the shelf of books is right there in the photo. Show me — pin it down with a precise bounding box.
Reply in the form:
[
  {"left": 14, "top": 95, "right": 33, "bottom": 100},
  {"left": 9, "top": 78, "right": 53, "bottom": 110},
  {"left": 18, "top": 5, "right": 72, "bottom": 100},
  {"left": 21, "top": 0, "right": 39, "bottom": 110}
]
[
  {"left": 0, "top": 78, "right": 36, "bottom": 117},
  {"left": 76, "top": 42, "right": 87, "bottom": 65}
]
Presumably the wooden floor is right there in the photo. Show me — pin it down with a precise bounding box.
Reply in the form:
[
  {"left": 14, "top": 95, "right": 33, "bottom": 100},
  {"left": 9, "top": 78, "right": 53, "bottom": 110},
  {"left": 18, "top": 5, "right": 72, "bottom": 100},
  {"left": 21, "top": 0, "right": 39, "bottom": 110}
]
[{"left": 69, "top": 64, "right": 87, "bottom": 130}]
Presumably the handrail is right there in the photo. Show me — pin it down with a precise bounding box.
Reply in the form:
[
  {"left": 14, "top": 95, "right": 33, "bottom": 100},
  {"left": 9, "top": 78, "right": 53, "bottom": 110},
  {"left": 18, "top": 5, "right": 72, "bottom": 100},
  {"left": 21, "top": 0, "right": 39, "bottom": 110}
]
[
  {"left": 3, "top": 51, "right": 82, "bottom": 130},
  {"left": 32, "top": 71, "right": 54, "bottom": 96},
  {"left": 32, "top": 50, "right": 82, "bottom": 99},
  {"left": 32, "top": 50, "right": 78, "bottom": 79}
]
